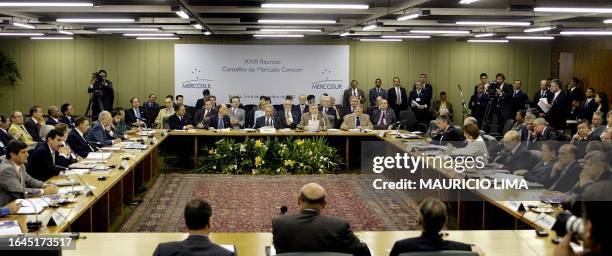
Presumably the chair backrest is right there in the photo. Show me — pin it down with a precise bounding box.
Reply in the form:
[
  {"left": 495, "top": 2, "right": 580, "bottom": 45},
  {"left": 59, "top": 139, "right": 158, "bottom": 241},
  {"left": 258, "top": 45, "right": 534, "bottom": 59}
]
[
  {"left": 243, "top": 104, "right": 257, "bottom": 113},
  {"left": 273, "top": 104, "right": 284, "bottom": 112},
  {"left": 245, "top": 109, "right": 255, "bottom": 128},
  {"left": 276, "top": 253, "right": 351, "bottom": 256},
  {"left": 399, "top": 110, "right": 417, "bottom": 129},
  {"left": 398, "top": 250, "right": 478, "bottom": 256},
  {"left": 481, "top": 134, "right": 497, "bottom": 142},
  {"left": 162, "top": 116, "right": 170, "bottom": 129},
  {"left": 502, "top": 119, "right": 515, "bottom": 135}
]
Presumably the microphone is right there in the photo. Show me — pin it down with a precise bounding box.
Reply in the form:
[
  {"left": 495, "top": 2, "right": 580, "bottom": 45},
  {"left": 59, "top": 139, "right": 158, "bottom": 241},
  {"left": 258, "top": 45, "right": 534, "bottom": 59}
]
[
  {"left": 387, "top": 120, "right": 407, "bottom": 131},
  {"left": 64, "top": 166, "right": 96, "bottom": 197},
  {"left": 17, "top": 191, "right": 43, "bottom": 231},
  {"left": 280, "top": 205, "right": 287, "bottom": 215}
]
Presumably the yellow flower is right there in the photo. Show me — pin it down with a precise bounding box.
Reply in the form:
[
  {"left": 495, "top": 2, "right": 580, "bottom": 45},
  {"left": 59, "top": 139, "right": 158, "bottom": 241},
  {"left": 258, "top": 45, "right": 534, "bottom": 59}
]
[
  {"left": 284, "top": 159, "right": 295, "bottom": 167},
  {"left": 296, "top": 140, "right": 304, "bottom": 146},
  {"left": 254, "top": 140, "right": 264, "bottom": 148},
  {"left": 255, "top": 156, "right": 263, "bottom": 167},
  {"left": 208, "top": 149, "right": 214, "bottom": 154}
]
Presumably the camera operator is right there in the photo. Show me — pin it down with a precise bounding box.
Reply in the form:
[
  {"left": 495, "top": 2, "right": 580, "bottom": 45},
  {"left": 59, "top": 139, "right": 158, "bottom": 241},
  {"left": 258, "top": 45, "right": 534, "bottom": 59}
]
[
  {"left": 554, "top": 180, "right": 612, "bottom": 256},
  {"left": 88, "top": 69, "right": 114, "bottom": 118},
  {"left": 491, "top": 73, "right": 513, "bottom": 133}
]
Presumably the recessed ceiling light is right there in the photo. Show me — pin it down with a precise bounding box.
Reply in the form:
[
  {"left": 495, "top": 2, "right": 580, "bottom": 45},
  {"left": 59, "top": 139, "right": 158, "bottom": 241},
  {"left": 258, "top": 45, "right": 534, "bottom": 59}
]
[
  {"left": 362, "top": 24, "right": 377, "bottom": 31},
  {"left": 13, "top": 22, "right": 36, "bottom": 29},
  {"left": 31, "top": 36, "right": 73, "bottom": 40},
  {"left": 534, "top": 7, "right": 612, "bottom": 13},
  {"left": 397, "top": 13, "right": 419, "bottom": 21},
  {"left": 410, "top": 30, "right": 470, "bottom": 34},
  {"left": 381, "top": 35, "right": 430, "bottom": 39},
  {"left": 258, "top": 19, "right": 336, "bottom": 24},
  {"left": 506, "top": 36, "right": 554, "bottom": 40},
  {"left": 560, "top": 31, "right": 612, "bottom": 35},
  {"left": 459, "top": 0, "right": 480, "bottom": 4},
  {"left": 467, "top": 39, "right": 509, "bottom": 43},
  {"left": 123, "top": 33, "right": 175, "bottom": 37},
  {"left": 261, "top": 3, "right": 368, "bottom": 9},
  {"left": 456, "top": 21, "right": 531, "bottom": 26},
  {"left": 473, "top": 33, "right": 495, "bottom": 37},
  {"left": 260, "top": 28, "right": 322, "bottom": 32},
  {"left": 136, "top": 37, "right": 180, "bottom": 40},
  {"left": 0, "top": 2, "right": 93, "bottom": 7},
  {"left": 524, "top": 26, "right": 555, "bottom": 33},
  {"left": 603, "top": 19, "right": 612, "bottom": 24},
  {"left": 97, "top": 28, "right": 159, "bottom": 31},
  {"left": 0, "top": 32, "right": 44, "bottom": 36},
  {"left": 58, "top": 30, "right": 74, "bottom": 35},
  {"left": 253, "top": 34, "right": 305, "bottom": 38},
  {"left": 175, "top": 10, "right": 189, "bottom": 19},
  {"left": 57, "top": 18, "right": 135, "bottom": 23},
  {"left": 359, "top": 38, "right": 402, "bottom": 42}
]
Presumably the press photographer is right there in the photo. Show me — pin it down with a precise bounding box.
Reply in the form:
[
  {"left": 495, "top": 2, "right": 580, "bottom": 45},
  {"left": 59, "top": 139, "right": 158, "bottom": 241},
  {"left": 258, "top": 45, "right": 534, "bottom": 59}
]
[{"left": 86, "top": 69, "right": 114, "bottom": 118}]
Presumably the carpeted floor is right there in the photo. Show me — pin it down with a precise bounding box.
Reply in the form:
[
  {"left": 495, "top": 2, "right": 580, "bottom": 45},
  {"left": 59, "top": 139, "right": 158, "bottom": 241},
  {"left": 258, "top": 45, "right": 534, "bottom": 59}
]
[{"left": 121, "top": 174, "right": 419, "bottom": 232}]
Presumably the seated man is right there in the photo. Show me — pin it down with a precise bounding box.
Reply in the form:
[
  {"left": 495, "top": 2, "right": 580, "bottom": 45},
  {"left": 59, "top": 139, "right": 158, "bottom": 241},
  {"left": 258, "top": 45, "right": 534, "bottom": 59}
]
[
  {"left": 548, "top": 144, "right": 582, "bottom": 193},
  {"left": 276, "top": 99, "right": 300, "bottom": 129},
  {"left": 570, "top": 119, "right": 596, "bottom": 158},
  {"left": 86, "top": 111, "right": 121, "bottom": 147},
  {"left": 341, "top": 105, "right": 373, "bottom": 130},
  {"left": 207, "top": 105, "right": 231, "bottom": 129},
  {"left": 590, "top": 111, "right": 606, "bottom": 138},
  {"left": 153, "top": 199, "right": 234, "bottom": 256},
  {"left": 27, "top": 129, "right": 68, "bottom": 181},
  {"left": 533, "top": 118, "right": 559, "bottom": 141},
  {"left": 194, "top": 99, "right": 215, "bottom": 129},
  {"left": 516, "top": 140, "right": 558, "bottom": 186},
  {"left": 254, "top": 105, "right": 281, "bottom": 129},
  {"left": 112, "top": 108, "right": 138, "bottom": 140},
  {"left": 125, "top": 97, "right": 147, "bottom": 128},
  {"left": 272, "top": 183, "right": 370, "bottom": 256},
  {"left": 8, "top": 111, "right": 35, "bottom": 146},
  {"left": 24, "top": 106, "right": 45, "bottom": 142},
  {"left": 46, "top": 106, "right": 61, "bottom": 126},
  {"left": 228, "top": 96, "right": 245, "bottom": 129},
  {"left": 390, "top": 198, "right": 482, "bottom": 256},
  {"left": 59, "top": 103, "right": 76, "bottom": 129},
  {"left": 67, "top": 117, "right": 97, "bottom": 158},
  {"left": 319, "top": 96, "right": 338, "bottom": 127},
  {"left": 342, "top": 96, "right": 360, "bottom": 117},
  {"left": 371, "top": 99, "right": 396, "bottom": 130},
  {"left": 430, "top": 115, "right": 462, "bottom": 146},
  {"left": 431, "top": 91, "right": 454, "bottom": 119},
  {"left": 519, "top": 113, "right": 537, "bottom": 148},
  {"left": 568, "top": 151, "right": 611, "bottom": 195},
  {"left": 168, "top": 104, "right": 193, "bottom": 130},
  {"left": 297, "top": 105, "right": 332, "bottom": 131},
  {"left": 0, "top": 140, "right": 58, "bottom": 207},
  {"left": 492, "top": 130, "right": 536, "bottom": 173}
]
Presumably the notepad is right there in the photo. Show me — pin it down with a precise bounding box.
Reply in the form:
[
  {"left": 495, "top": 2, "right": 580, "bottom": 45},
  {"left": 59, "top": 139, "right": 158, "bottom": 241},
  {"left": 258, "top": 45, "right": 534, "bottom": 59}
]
[
  {"left": 86, "top": 152, "right": 112, "bottom": 160},
  {"left": 123, "top": 142, "right": 148, "bottom": 150},
  {"left": 0, "top": 220, "right": 22, "bottom": 235},
  {"left": 16, "top": 198, "right": 49, "bottom": 214}
]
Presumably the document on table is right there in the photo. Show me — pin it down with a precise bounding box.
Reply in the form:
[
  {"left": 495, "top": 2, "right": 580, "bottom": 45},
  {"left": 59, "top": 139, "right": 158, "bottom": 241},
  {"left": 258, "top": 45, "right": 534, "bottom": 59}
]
[
  {"left": 16, "top": 198, "right": 49, "bottom": 214},
  {"left": 307, "top": 120, "right": 320, "bottom": 131},
  {"left": 537, "top": 98, "right": 550, "bottom": 113},
  {"left": 0, "top": 220, "right": 22, "bottom": 235},
  {"left": 86, "top": 152, "right": 112, "bottom": 160}
]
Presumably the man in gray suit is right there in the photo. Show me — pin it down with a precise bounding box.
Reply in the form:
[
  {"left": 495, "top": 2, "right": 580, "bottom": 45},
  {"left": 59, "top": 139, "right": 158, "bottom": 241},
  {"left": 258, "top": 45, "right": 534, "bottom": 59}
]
[
  {"left": 343, "top": 80, "right": 366, "bottom": 107},
  {"left": 228, "top": 96, "right": 245, "bottom": 129},
  {"left": 153, "top": 199, "right": 234, "bottom": 256},
  {"left": 0, "top": 140, "right": 58, "bottom": 207},
  {"left": 371, "top": 99, "right": 397, "bottom": 129},
  {"left": 341, "top": 105, "right": 373, "bottom": 130},
  {"left": 298, "top": 105, "right": 332, "bottom": 131},
  {"left": 368, "top": 78, "right": 387, "bottom": 107}
]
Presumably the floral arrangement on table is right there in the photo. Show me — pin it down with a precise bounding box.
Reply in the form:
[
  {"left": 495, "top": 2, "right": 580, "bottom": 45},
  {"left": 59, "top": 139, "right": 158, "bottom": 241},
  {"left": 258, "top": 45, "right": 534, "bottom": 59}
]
[{"left": 194, "top": 137, "right": 345, "bottom": 174}]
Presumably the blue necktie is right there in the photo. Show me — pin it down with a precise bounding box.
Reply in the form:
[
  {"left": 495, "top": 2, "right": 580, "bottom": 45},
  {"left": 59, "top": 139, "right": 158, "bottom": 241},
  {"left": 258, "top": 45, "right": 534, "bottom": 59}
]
[
  {"left": 218, "top": 118, "right": 224, "bottom": 129},
  {"left": 356, "top": 117, "right": 361, "bottom": 127},
  {"left": 135, "top": 108, "right": 140, "bottom": 119}
]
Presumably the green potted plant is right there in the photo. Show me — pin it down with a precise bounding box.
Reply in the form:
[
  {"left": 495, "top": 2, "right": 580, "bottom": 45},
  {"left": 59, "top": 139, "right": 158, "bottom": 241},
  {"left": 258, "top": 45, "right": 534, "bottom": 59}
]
[{"left": 0, "top": 51, "right": 21, "bottom": 85}]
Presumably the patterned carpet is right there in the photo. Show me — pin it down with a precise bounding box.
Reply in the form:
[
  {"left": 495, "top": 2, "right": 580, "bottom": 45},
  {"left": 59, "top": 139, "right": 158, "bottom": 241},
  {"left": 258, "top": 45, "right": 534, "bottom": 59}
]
[{"left": 121, "top": 174, "right": 419, "bottom": 232}]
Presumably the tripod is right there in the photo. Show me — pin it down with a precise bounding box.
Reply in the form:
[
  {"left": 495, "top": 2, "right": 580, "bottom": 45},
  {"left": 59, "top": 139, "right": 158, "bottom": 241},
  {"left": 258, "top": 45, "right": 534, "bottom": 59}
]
[
  {"left": 84, "top": 88, "right": 104, "bottom": 121},
  {"left": 481, "top": 96, "right": 497, "bottom": 134}
]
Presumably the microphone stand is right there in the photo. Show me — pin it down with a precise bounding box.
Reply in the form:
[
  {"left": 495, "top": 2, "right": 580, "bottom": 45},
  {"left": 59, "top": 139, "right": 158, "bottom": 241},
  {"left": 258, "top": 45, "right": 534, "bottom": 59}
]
[
  {"left": 457, "top": 84, "right": 469, "bottom": 123},
  {"left": 23, "top": 192, "right": 42, "bottom": 232}
]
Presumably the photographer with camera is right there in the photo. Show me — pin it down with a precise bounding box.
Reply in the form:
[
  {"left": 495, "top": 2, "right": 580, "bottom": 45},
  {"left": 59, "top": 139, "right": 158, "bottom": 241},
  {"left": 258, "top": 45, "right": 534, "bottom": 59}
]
[
  {"left": 87, "top": 69, "right": 114, "bottom": 119},
  {"left": 554, "top": 180, "right": 612, "bottom": 256}
]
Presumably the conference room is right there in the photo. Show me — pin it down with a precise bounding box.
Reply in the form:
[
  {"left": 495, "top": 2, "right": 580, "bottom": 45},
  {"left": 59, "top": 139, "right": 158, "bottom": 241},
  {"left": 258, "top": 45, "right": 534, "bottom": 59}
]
[{"left": 0, "top": 0, "right": 611, "bottom": 255}]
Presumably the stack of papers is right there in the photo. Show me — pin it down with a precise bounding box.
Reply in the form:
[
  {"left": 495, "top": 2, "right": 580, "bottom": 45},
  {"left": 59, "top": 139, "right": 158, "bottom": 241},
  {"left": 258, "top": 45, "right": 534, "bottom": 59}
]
[
  {"left": 58, "top": 185, "right": 89, "bottom": 195},
  {"left": 16, "top": 198, "right": 49, "bottom": 214},
  {"left": 123, "top": 142, "right": 148, "bottom": 150},
  {"left": 0, "top": 220, "right": 22, "bottom": 235},
  {"left": 326, "top": 128, "right": 341, "bottom": 132},
  {"left": 64, "top": 169, "right": 91, "bottom": 175},
  {"left": 86, "top": 152, "right": 112, "bottom": 160},
  {"left": 138, "top": 130, "right": 155, "bottom": 136},
  {"left": 259, "top": 127, "right": 276, "bottom": 134}
]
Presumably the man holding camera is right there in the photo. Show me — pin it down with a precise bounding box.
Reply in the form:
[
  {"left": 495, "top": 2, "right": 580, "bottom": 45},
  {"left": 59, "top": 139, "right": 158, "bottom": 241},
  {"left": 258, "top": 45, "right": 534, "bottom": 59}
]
[{"left": 88, "top": 70, "right": 114, "bottom": 118}]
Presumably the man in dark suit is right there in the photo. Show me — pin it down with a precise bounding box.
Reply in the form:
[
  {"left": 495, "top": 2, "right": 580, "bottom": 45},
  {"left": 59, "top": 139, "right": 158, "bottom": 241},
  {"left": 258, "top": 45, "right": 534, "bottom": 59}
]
[
  {"left": 194, "top": 99, "right": 216, "bottom": 129},
  {"left": 416, "top": 73, "right": 433, "bottom": 103},
  {"left": 59, "top": 103, "right": 76, "bottom": 129},
  {"left": 295, "top": 95, "right": 309, "bottom": 115},
  {"left": 194, "top": 89, "right": 211, "bottom": 111},
  {"left": 24, "top": 106, "right": 44, "bottom": 142},
  {"left": 125, "top": 97, "right": 147, "bottom": 128},
  {"left": 88, "top": 69, "right": 114, "bottom": 117},
  {"left": 46, "top": 106, "right": 61, "bottom": 126},
  {"left": 493, "top": 130, "right": 537, "bottom": 173},
  {"left": 254, "top": 105, "right": 281, "bottom": 129},
  {"left": 0, "top": 140, "right": 58, "bottom": 207},
  {"left": 0, "top": 114, "right": 13, "bottom": 152},
  {"left": 388, "top": 76, "right": 408, "bottom": 119},
  {"left": 532, "top": 80, "right": 553, "bottom": 117},
  {"left": 143, "top": 93, "right": 159, "bottom": 109},
  {"left": 368, "top": 78, "right": 387, "bottom": 107},
  {"left": 371, "top": 99, "right": 396, "bottom": 130},
  {"left": 342, "top": 96, "right": 360, "bottom": 117},
  {"left": 390, "top": 198, "right": 481, "bottom": 256},
  {"left": 343, "top": 80, "right": 366, "bottom": 107},
  {"left": 27, "top": 129, "right": 67, "bottom": 181},
  {"left": 277, "top": 99, "right": 300, "bottom": 129},
  {"left": 66, "top": 117, "right": 97, "bottom": 158},
  {"left": 548, "top": 144, "right": 582, "bottom": 193},
  {"left": 566, "top": 77, "right": 584, "bottom": 103},
  {"left": 570, "top": 120, "right": 598, "bottom": 158},
  {"left": 577, "top": 88, "right": 597, "bottom": 121},
  {"left": 409, "top": 81, "right": 431, "bottom": 126},
  {"left": 533, "top": 118, "right": 560, "bottom": 141},
  {"left": 86, "top": 111, "right": 121, "bottom": 147},
  {"left": 510, "top": 80, "right": 529, "bottom": 120},
  {"left": 545, "top": 79, "right": 569, "bottom": 130},
  {"left": 168, "top": 104, "right": 193, "bottom": 130},
  {"left": 469, "top": 84, "right": 489, "bottom": 127},
  {"left": 319, "top": 96, "right": 338, "bottom": 127},
  {"left": 153, "top": 199, "right": 234, "bottom": 256},
  {"left": 430, "top": 115, "right": 462, "bottom": 146},
  {"left": 521, "top": 140, "right": 558, "bottom": 186},
  {"left": 494, "top": 73, "right": 514, "bottom": 133},
  {"left": 272, "top": 183, "right": 370, "bottom": 256},
  {"left": 207, "top": 105, "right": 231, "bottom": 129}
]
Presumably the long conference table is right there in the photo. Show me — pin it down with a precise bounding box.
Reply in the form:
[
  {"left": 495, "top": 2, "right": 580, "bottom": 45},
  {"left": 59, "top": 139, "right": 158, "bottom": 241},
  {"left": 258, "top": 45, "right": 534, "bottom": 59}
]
[{"left": 0, "top": 129, "right": 562, "bottom": 255}]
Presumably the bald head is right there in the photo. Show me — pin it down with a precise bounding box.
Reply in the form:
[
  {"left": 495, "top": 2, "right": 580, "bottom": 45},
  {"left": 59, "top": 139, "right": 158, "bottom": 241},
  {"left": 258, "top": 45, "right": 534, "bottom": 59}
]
[{"left": 299, "top": 183, "right": 326, "bottom": 210}]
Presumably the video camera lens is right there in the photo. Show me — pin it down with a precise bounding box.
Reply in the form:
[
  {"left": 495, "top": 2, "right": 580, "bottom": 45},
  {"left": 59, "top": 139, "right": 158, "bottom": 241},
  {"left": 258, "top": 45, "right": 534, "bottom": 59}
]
[{"left": 552, "top": 212, "right": 584, "bottom": 239}]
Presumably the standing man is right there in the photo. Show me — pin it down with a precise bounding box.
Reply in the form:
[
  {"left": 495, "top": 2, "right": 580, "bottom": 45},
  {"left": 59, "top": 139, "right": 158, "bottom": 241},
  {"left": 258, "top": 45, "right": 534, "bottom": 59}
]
[
  {"left": 343, "top": 80, "right": 366, "bottom": 107},
  {"left": 469, "top": 84, "right": 488, "bottom": 126},
  {"left": 578, "top": 88, "right": 597, "bottom": 121},
  {"left": 510, "top": 80, "right": 529, "bottom": 120},
  {"left": 368, "top": 78, "right": 387, "bottom": 107},
  {"left": 494, "top": 73, "right": 514, "bottom": 133},
  {"left": 417, "top": 73, "right": 433, "bottom": 104},
  {"left": 473, "top": 73, "right": 489, "bottom": 95},
  {"left": 566, "top": 77, "right": 584, "bottom": 103},
  {"left": 409, "top": 81, "right": 431, "bottom": 126},
  {"left": 387, "top": 76, "right": 408, "bottom": 119},
  {"left": 88, "top": 70, "right": 114, "bottom": 117},
  {"left": 194, "top": 89, "right": 211, "bottom": 111},
  {"left": 532, "top": 80, "right": 553, "bottom": 117},
  {"left": 143, "top": 94, "right": 159, "bottom": 109},
  {"left": 228, "top": 96, "right": 245, "bottom": 129},
  {"left": 545, "top": 79, "right": 569, "bottom": 130}
]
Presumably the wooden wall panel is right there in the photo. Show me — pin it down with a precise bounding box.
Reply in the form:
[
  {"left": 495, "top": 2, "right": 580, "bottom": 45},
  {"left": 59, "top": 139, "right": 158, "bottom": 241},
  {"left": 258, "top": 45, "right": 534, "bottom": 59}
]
[{"left": 0, "top": 36, "right": 551, "bottom": 124}]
